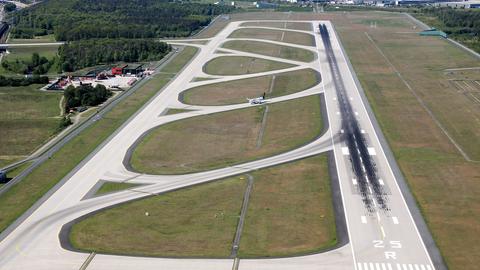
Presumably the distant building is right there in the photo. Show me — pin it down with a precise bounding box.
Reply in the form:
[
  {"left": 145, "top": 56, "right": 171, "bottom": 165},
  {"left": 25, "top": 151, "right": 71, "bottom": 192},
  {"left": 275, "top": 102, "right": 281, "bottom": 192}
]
[
  {"left": 111, "top": 64, "right": 144, "bottom": 76},
  {"left": 435, "top": 0, "right": 480, "bottom": 8}
]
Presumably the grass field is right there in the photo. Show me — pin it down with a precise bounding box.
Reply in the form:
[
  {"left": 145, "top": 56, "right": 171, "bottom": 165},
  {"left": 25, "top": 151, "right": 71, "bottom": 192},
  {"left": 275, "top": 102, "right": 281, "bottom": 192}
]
[
  {"left": 69, "top": 154, "right": 335, "bottom": 258},
  {"left": 240, "top": 21, "right": 312, "bottom": 31},
  {"left": 131, "top": 95, "right": 322, "bottom": 175},
  {"left": 0, "top": 47, "right": 198, "bottom": 234},
  {"left": 0, "top": 85, "right": 62, "bottom": 168},
  {"left": 183, "top": 68, "right": 319, "bottom": 105},
  {"left": 239, "top": 154, "right": 336, "bottom": 257},
  {"left": 321, "top": 11, "right": 480, "bottom": 270},
  {"left": 8, "top": 35, "right": 57, "bottom": 44},
  {"left": 71, "top": 177, "right": 246, "bottom": 257},
  {"left": 204, "top": 56, "right": 294, "bottom": 75},
  {"left": 95, "top": 182, "right": 140, "bottom": 195},
  {"left": 222, "top": 40, "right": 315, "bottom": 62},
  {"left": 0, "top": 45, "right": 60, "bottom": 75},
  {"left": 229, "top": 28, "right": 315, "bottom": 46}
]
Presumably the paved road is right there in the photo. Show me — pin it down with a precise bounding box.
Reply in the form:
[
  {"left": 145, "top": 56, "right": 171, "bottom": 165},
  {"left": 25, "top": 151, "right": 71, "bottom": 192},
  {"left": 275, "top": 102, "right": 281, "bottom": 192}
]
[{"left": 0, "top": 20, "right": 439, "bottom": 270}]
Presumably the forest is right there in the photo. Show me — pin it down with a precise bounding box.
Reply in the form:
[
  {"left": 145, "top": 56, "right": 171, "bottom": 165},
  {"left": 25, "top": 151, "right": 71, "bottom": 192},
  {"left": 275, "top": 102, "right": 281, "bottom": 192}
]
[
  {"left": 58, "top": 39, "right": 171, "bottom": 72},
  {"left": 10, "top": 0, "right": 235, "bottom": 40},
  {"left": 412, "top": 8, "right": 480, "bottom": 52}
]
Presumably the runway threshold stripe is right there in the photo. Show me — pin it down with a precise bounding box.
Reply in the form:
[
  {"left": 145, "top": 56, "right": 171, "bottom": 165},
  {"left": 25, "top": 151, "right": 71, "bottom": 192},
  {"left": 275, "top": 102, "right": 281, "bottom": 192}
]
[
  {"left": 415, "top": 265, "right": 420, "bottom": 270},
  {"left": 426, "top": 266, "right": 433, "bottom": 270},
  {"left": 420, "top": 266, "right": 426, "bottom": 270},
  {"left": 382, "top": 263, "right": 387, "bottom": 270},
  {"left": 408, "top": 264, "right": 414, "bottom": 270},
  {"left": 357, "top": 263, "right": 363, "bottom": 270},
  {"left": 388, "top": 264, "right": 393, "bottom": 270},
  {"left": 392, "top": 216, "right": 399, "bottom": 224}
]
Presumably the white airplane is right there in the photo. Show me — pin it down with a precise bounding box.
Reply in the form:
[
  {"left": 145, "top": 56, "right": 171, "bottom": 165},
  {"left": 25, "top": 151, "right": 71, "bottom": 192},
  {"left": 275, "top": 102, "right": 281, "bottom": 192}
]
[{"left": 247, "top": 93, "right": 266, "bottom": 105}]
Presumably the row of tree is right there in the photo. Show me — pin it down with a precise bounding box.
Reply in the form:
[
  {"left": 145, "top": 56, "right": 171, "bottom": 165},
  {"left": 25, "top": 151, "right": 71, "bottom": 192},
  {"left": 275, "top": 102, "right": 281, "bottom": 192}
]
[
  {"left": 0, "top": 75, "right": 49, "bottom": 87},
  {"left": 414, "top": 8, "right": 480, "bottom": 35},
  {"left": 58, "top": 39, "right": 171, "bottom": 72},
  {"left": 64, "top": 84, "right": 112, "bottom": 112},
  {"left": 1, "top": 53, "right": 56, "bottom": 75},
  {"left": 10, "top": 0, "right": 235, "bottom": 40}
]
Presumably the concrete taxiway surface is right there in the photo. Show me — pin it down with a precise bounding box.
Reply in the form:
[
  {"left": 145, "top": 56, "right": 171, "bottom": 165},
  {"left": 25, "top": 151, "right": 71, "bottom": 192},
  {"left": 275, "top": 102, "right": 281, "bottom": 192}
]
[{"left": 0, "top": 20, "right": 442, "bottom": 270}]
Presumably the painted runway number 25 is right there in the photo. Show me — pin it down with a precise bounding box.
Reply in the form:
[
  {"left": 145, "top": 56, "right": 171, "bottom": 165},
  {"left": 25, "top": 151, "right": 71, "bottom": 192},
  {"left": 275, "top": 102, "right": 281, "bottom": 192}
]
[{"left": 373, "top": 240, "right": 402, "bottom": 260}]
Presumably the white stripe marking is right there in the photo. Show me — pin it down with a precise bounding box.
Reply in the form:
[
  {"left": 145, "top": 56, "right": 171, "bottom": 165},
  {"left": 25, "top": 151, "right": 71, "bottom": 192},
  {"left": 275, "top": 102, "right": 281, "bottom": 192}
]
[
  {"left": 336, "top": 111, "right": 340, "bottom": 115},
  {"left": 352, "top": 178, "right": 357, "bottom": 185},
  {"left": 396, "top": 264, "right": 402, "bottom": 270},
  {"left": 402, "top": 265, "right": 408, "bottom": 270},
  {"left": 426, "top": 266, "right": 432, "bottom": 270},
  {"left": 361, "top": 216, "right": 367, "bottom": 224},
  {"left": 376, "top": 263, "right": 381, "bottom": 270},
  {"left": 414, "top": 265, "right": 420, "bottom": 270},
  {"left": 361, "top": 129, "right": 366, "bottom": 133},
  {"left": 355, "top": 111, "right": 359, "bottom": 116},
  {"left": 358, "top": 263, "right": 363, "bottom": 270},
  {"left": 364, "top": 263, "right": 369, "bottom": 270},
  {"left": 340, "top": 129, "right": 344, "bottom": 133},
  {"left": 380, "top": 226, "right": 386, "bottom": 238},
  {"left": 382, "top": 263, "right": 387, "bottom": 270},
  {"left": 368, "top": 147, "right": 377, "bottom": 155},
  {"left": 370, "top": 263, "right": 375, "bottom": 270},
  {"left": 388, "top": 264, "right": 393, "bottom": 270},
  {"left": 420, "top": 266, "right": 426, "bottom": 270},
  {"left": 392, "top": 216, "right": 399, "bottom": 224},
  {"left": 409, "top": 264, "right": 414, "bottom": 270},
  {"left": 379, "top": 179, "right": 384, "bottom": 185},
  {"left": 341, "top": 147, "right": 349, "bottom": 155}
]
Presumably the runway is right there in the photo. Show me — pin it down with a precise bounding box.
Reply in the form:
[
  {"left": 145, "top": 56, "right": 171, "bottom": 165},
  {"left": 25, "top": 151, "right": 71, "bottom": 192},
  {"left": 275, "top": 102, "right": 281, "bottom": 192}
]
[{"left": 0, "top": 20, "right": 440, "bottom": 270}]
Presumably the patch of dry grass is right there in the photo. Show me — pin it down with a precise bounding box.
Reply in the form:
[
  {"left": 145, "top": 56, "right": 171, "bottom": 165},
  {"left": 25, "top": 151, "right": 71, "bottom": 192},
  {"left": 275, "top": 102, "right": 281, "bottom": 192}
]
[
  {"left": 183, "top": 68, "right": 319, "bottom": 105},
  {"left": 229, "top": 28, "right": 315, "bottom": 46},
  {"left": 204, "top": 56, "right": 294, "bottom": 75},
  {"left": 239, "top": 154, "right": 336, "bottom": 257},
  {"left": 131, "top": 95, "right": 322, "bottom": 174}
]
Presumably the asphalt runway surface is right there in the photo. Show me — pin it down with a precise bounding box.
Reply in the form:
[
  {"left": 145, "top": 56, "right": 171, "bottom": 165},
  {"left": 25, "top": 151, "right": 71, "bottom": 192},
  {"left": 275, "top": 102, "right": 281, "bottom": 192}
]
[{"left": 0, "top": 20, "right": 442, "bottom": 270}]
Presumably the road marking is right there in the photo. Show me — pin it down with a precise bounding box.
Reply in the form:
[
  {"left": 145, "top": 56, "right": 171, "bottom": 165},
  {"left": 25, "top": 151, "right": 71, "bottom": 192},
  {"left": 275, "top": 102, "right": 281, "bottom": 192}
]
[
  {"left": 350, "top": 97, "right": 354, "bottom": 100},
  {"left": 341, "top": 147, "right": 349, "bottom": 155},
  {"left": 361, "top": 216, "right": 367, "bottom": 224},
  {"left": 426, "top": 266, "right": 432, "bottom": 270},
  {"left": 392, "top": 216, "right": 399, "bottom": 224},
  {"left": 379, "top": 179, "right": 384, "bottom": 185},
  {"left": 403, "top": 264, "right": 408, "bottom": 270},
  {"left": 336, "top": 111, "right": 340, "bottom": 115},
  {"left": 368, "top": 186, "right": 373, "bottom": 194},
  {"left": 414, "top": 265, "right": 420, "bottom": 270},
  {"left": 361, "top": 129, "right": 366, "bottom": 133},
  {"left": 355, "top": 111, "right": 359, "bottom": 116},
  {"left": 358, "top": 263, "right": 363, "bottom": 270},
  {"left": 420, "top": 266, "right": 426, "bottom": 270},
  {"left": 341, "top": 129, "right": 344, "bottom": 133},
  {"left": 370, "top": 263, "right": 375, "bottom": 270},
  {"left": 396, "top": 264, "right": 402, "bottom": 270},
  {"left": 368, "top": 147, "right": 377, "bottom": 155},
  {"left": 376, "top": 212, "right": 381, "bottom": 221},
  {"left": 352, "top": 178, "right": 357, "bottom": 185},
  {"left": 333, "top": 97, "right": 337, "bottom": 100},
  {"left": 388, "top": 264, "right": 393, "bottom": 270},
  {"left": 376, "top": 263, "right": 381, "bottom": 270},
  {"left": 408, "top": 264, "right": 414, "bottom": 270},
  {"left": 382, "top": 263, "right": 387, "bottom": 270}
]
